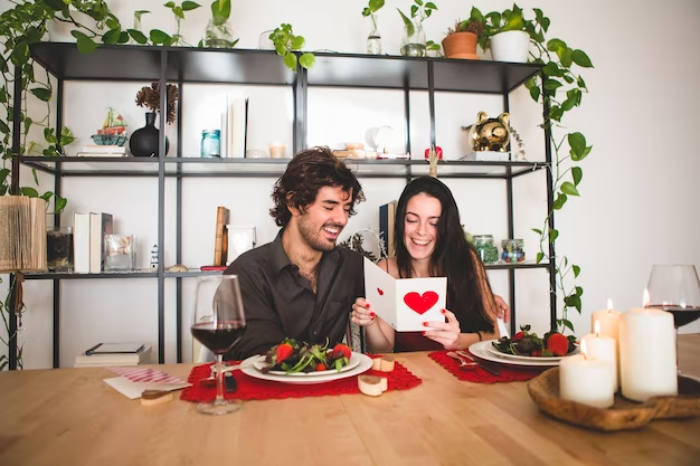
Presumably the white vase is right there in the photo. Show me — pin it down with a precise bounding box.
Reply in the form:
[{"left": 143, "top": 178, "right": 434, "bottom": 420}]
[{"left": 491, "top": 30, "right": 530, "bottom": 63}]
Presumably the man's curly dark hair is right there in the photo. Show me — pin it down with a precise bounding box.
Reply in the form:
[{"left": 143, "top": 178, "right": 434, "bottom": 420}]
[{"left": 270, "top": 147, "right": 365, "bottom": 227}]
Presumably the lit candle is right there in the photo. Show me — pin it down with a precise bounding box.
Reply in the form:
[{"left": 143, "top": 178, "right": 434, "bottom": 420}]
[
  {"left": 559, "top": 339, "right": 615, "bottom": 409},
  {"left": 581, "top": 321, "right": 618, "bottom": 392},
  {"left": 619, "top": 290, "right": 677, "bottom": 402},
  {"left": 269, "top": 143, "right": 286, "bottom": 159},
  {"left": 591, "top": 298, "right": 620, "bottom": 340}
]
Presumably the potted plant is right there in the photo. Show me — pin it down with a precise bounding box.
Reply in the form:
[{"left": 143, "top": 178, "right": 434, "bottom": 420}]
[
  {"left": 477, "top": 4, "right": 543, "bottom": 63},
  {"left": 205, "top": 0, "right": 238, "bottom": 48},
  {"left": 442, "top": 12, "right": 484, "bottom": 60},
  {"left": 397, "top": 0, "right": 438, "bottom": 57},
  {"left": 362, "top": 0, "right": 385, "bottom": 55},
  {"left": 130, "top": 82, "right": 179, "bottom": 157},
  {"left": 269, "top": 23, "right": 315, "bottom": 72}
]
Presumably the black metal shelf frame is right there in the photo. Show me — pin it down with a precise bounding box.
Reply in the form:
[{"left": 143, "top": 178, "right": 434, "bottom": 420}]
[{"left": 7, "top": 44, "right": 554, "bottom": 370}]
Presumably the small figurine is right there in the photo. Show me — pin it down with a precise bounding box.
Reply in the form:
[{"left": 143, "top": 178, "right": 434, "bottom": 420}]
[
  {"left": 150, "top": 244, "right": 159, "bottom": 270},
  {"left": 462, "top": 111, "right": 511, "bottom": 153}
]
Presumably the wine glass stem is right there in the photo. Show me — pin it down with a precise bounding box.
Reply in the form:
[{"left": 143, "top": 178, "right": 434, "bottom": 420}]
[
  {"left": 675, "top": 327, "right": 681, "bottom": 375},
  {"left": 215, "top": 354, "right": 225, "bottom": 403}
]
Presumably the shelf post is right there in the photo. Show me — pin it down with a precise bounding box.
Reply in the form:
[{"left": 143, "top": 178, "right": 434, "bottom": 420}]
[
  {"left": 157, "top": 50, "right": 168, "bottom": 363},
  {"left": 176, "top": 79, "right": 183, "bottom": 363},
  {"left": 542, "top": 80, "right": 557, "bottom": 332},
  {"left": 503, "top": 93, "right": 517, "bottom": 337},
  {"left": 53, "top": 77, "right": 65, "bottom": 368}
]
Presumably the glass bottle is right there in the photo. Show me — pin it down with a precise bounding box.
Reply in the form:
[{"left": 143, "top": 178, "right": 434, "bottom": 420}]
[
  {"left": 367, "top": 13, "right": 382, "bottom": 55},
  {"left": 400, "top": 21, "right": 426, "bottom": 57},
  {"left": 205, "top": 19, "right": 235, "bottom": 48}
]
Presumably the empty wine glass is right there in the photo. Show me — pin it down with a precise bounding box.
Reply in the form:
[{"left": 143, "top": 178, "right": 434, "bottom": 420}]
[
  {"left": 191, "top": 275, "right": 247, "bottom": 415},
  {"left": 645, "top": 264, "right": 700, "bottom": 374}
]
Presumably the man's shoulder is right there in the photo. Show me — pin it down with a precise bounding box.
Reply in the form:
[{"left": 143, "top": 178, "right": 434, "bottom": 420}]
[{"left": 224, "top": 242, "right": 273, "bottom": 275}]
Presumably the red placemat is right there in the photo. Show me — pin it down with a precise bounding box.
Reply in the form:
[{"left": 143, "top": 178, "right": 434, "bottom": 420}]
[
  {"left": 180, "top": 357, "right": 421, "bottom": 402},
  {"left": 428, "top": 350, "right": 544, "bottom": 383}
]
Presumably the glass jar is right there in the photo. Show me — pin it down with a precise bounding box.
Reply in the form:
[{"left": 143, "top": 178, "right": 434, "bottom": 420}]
[
  {"left": 501, "top": 239, "right": 526, "bottom": 263},
  {"left": 473, "top": 234, "right": 499, "bottom": 264},
  {"left": 205, "top": 19, "right": 235, "bottom": 48},
  {"left": 46, "top": 226, "right": 73, "bottom": 272},
  {"left": 201, "top": 129, "right": 221, "bottom": 158},
  {"left": 400, "top": 21, "right": 426, "bottom": 57},
  {"left": 367, "top": 13, "right": 382, "bottom": 55},
  {"left": 105, "top": 234, "right": 136, "bottom": 271}
]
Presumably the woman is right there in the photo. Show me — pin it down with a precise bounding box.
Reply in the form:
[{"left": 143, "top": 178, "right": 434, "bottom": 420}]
[{"left": 351, "top": 176, "right": 507, "bottom": 353}]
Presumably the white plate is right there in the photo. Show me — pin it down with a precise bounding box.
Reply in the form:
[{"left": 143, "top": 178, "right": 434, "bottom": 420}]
[
  {"left": 242, "top": 352, "right": 374, "bottom": 385},
  {"left": 468, "top": 341, "right": 562, "bottom": 368},
  {"left": 485, "top": 340, "right": 578, "bottom": 362},
  {"left": 253, "top": 351, "right": 362, "bottom": 377}
]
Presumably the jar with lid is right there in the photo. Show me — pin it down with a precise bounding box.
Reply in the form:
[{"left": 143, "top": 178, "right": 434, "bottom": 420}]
[
  {"left": 501, "top": 239, "right": 526, "bottom": 263},
  {"left": 201, "top": 129, "right": 221, "bottom": 158},
  {"left": 473, "top": 235, "right": 499, "bottom": 264}
]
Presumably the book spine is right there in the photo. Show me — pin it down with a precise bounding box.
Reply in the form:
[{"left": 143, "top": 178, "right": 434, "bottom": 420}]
[
  {"left": 213, "top": 206, "right": 229, "bottom": 266},
  {"left": 74, "top": 213, "right": 91, "bottom": 273}
]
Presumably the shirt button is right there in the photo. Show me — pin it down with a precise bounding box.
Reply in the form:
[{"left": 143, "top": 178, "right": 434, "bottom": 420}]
[{"left": 313, "top": 331, "right": 318, "bottom": 336}]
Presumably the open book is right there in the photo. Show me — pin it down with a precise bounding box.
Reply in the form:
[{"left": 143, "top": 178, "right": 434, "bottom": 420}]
[
  {"left": 0, "top": 196, "right": 47, "bottom": 273},
  {"left": 363, "top": 258, "right": 446, "bottom": 332}
]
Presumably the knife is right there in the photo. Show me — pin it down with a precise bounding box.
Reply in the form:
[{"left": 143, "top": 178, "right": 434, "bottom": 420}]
[{"left": 456, "top": 350, "right": 501, "bottom": 376}]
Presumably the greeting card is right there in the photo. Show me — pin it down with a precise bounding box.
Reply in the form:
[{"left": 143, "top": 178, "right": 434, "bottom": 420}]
[{"left": 363, "top": 258, "right": 446, "bottom": 332}]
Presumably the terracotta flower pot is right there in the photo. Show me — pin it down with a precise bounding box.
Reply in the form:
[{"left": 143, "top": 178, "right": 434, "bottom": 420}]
[{"left": 442, "top": 32, "right": 479, "bottom": 60}]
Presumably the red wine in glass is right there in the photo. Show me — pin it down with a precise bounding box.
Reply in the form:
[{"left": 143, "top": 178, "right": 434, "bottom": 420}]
[
  {"left": 191, "top": 321, "right": 246, "bottom": 354},
  {"left": 646, "top": 305, "right": 700, "bottom": 328}
]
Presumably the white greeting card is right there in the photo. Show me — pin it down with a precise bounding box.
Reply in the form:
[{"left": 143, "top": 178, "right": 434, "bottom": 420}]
[{"left": 363, "top": 258, "right": 446, "bottom": 332}]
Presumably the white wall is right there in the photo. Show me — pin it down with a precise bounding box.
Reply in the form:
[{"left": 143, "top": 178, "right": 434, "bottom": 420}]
[{"left": 2, "top": 0, "right": 699, "bottom": 369}]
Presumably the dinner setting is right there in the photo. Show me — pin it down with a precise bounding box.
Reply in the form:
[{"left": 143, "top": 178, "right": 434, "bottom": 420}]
[{"left": 1, "top": 1, "right": 700, "bottom": 465}]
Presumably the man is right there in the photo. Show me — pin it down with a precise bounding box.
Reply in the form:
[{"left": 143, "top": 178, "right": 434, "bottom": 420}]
[{"left": 224, "top": 147, "right": 365, "bottom": 359}]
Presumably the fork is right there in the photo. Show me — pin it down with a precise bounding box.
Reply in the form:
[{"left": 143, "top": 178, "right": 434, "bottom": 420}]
[
  {"left": 446, "top": 352, "right": 477, "bottom": 370},
  {"left": 456, "top": 350, "right": 501, "bottom": 376}
]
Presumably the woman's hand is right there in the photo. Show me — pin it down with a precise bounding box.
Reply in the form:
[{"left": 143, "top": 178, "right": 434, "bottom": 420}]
[
  {"left": 423, "top": 309, "right": 462, "bottom": 350},
  {"left": 351, "top": 297, "right": 377, "bottom": 327},
  {"left": 494, "top": 295, "right": 510, "bottom": 323}
]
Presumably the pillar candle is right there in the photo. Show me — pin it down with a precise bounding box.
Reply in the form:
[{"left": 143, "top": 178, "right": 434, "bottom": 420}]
[
  {"left": 581, "top": 321, "right": 618, "bottom": 392},
  {"left": 559, "top": 340, "right": 615, "bottom": 409},
  {"left": 269, "top": 143, "right": 286, "bottom": 159},
  {"left": 591, "top": 299, "right": 620, "bottom": 340},
  {"left": 619, "top": 308, "right": 677, "bottom": 402}
]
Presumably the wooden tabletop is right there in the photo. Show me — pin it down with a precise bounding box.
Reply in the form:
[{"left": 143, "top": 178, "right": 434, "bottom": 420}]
[{"left": 1, "top": 334, "right": 699, "bottom": 466}]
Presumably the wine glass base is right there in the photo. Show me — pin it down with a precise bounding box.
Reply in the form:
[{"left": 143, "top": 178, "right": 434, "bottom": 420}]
[{"left": 196, "top": 399, "right": 242, "bottom": 415}]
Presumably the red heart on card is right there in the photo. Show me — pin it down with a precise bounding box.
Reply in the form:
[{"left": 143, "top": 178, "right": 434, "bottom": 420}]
[
  {"left": 377, "top": 288, "right": 384, "bottom": 296},
  {"left": 403, "top": 291, "right": 439, "bottom": 315}
]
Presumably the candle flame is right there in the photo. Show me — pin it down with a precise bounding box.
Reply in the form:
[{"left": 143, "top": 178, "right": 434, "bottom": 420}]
[
  {"left": 607, "top": 298, "right": 614, "bottom": 310},
  {"left": 594, "top": 320, "right": 600, "bottom": 337},
  {"left": 643, "top": 289, "right": 651, "bottom": 307},
  {"left": 581, "top": 339, "right": 588, "bottom": 359}
]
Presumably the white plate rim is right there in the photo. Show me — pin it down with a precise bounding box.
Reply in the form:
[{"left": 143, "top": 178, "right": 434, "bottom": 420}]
[
  {"left": 253, "top": 351, "right": 361, "bottom": 377},
  {"left": 241, "top": 352, "right": 373, "bottom": 384},
  {"left": 468, "top": 340, "right": 561, "bottom": 367},
  {"left": 485, "top": 340, "right": 578, "bottom": 361}
]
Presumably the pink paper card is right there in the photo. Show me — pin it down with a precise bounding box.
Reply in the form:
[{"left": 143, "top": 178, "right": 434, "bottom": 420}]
[{"left": 364, "top": 258, "right": 446, "bottom": 332}]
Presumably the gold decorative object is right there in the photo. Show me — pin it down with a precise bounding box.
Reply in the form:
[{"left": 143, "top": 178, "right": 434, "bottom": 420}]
[
  {"left": 528, "top": 367, "right": 700, "bottom": 432},
  {"left": 462, "top": 111, "right": 511, "bottom": 152},
  {"left": 167, "top": 264, "right": 189, "bottom": 272}
]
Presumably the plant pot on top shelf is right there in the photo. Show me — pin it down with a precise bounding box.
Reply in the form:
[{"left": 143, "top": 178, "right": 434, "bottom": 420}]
[
  {"left": 442, "top": 32, "right": 479, "bottom": 59},
  {"left": 491, "top": 30, "right": 529, "bottom": 63}
]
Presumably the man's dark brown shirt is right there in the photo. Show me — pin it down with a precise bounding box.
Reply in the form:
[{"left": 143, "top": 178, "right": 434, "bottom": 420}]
[{"left": 223, "top": 230, "right": 364, "bottom": 359}]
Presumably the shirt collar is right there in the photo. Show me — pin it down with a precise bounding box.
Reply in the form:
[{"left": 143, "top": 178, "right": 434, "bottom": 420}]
[{"left": 269, "top": 228, "right": 341, "bottom": 276}]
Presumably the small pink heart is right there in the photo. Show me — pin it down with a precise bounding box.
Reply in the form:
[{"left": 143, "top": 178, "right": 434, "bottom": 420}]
[
  {"left": 403, "top": 291, "right": 439, "bottom": 315},
  {"left": 377, "top": 288, "right": 384, "bottom": 296}
]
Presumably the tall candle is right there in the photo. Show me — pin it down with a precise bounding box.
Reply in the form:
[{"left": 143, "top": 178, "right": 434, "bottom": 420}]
[
  {"left": 591, "top": 299, "right": 620, "bottom": 340},
  {"left": 559, "top": 340, "right": 615, "bottom": 408},
  {"left": 619, "top": 308, "right": 677, "bottom": 402},
  {"left": 581, "top": 321, "right": 618, "bottom": 392}
]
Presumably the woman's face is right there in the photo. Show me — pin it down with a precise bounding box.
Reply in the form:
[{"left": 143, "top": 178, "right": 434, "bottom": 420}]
[{"left": 403, "top": 192, "right": 441, "bottom": 261}]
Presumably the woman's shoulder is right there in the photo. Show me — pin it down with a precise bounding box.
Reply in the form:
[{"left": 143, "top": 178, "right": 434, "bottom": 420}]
[{"left": 376, "top": 257, "right": 399, "bottom": 278}]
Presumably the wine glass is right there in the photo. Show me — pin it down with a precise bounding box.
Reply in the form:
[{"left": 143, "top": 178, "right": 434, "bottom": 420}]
[
  {"left": 191, "top": 275, "right": 247, "bottom": 415},
  {"left": 645, "top": 264, "right": 700, "bottom": 374}
]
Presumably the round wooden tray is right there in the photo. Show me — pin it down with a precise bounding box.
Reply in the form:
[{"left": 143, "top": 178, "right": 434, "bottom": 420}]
[{"left": 528, "top": 368, "right": 700, "bottom": 431}]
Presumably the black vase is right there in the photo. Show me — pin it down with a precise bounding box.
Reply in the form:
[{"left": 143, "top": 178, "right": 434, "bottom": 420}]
[{"left": 129, "top": 112, "right": 170, "bottom": 157}]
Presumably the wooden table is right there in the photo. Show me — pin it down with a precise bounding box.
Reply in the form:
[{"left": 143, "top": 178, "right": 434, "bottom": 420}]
[{"left": 1, "top": 335, "right": 699, "bottom": 466}]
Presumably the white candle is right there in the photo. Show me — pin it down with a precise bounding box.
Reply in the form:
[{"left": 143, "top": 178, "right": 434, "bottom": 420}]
[
  {"left": 619, "top": 307, "right": 677, "bottom": 402},
  {"left": 591, "top": 299, "right": 620, "bottom": 340},
  {"left": 559, "top": 340, "right": 615, "bottom": 409},
  {"left": 581, "top": 321, "right": 618, "bottom": 392},
  {"left": 269, "top": 143, "right": 286, "bottom": 159}
]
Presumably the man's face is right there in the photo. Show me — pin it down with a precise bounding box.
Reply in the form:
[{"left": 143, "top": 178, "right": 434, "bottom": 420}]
[{"left": 295, "top": 186, "right": 353, "bottom": 252}]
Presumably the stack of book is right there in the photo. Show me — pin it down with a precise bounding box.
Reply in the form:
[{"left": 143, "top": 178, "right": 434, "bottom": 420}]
[
  {"left": 73, "top": 212, "right": 113, "bottom": 273},
  {"left": 219, "top": 95, "right": 248, "bottom": 158},
  {"left": 76, "top": 145, "right": 127, "bottom": 157},
  {"left": 74, "top": 342, "right": 152, "bottom": 368}
]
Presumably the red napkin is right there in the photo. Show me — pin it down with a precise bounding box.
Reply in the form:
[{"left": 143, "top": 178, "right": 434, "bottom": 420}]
[
  {"left": 428, "top": 350, "right": 544, "bottom": 383},
  {"left": 180, "top": 357, "right": 422, "bottom": 402}
]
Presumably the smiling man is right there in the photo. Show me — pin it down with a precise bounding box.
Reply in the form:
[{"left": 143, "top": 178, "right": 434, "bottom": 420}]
[{"left": 223, "top": 147, "right": 366, "bottom": 359}]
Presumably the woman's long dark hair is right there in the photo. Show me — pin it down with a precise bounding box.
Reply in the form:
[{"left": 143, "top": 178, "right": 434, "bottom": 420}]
[{"left": 395, "top": 177, "right": 495, "bottom": 333}]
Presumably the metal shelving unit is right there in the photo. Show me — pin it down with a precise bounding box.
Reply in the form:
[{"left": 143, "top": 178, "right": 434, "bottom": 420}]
[{"left": 7, "top": 43, "right": 554, "bottom": 370}]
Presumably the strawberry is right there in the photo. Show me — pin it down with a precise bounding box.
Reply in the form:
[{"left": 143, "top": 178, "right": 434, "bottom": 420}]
[
  {"left": 546, "top": 333, "right": 569, "bottom": 356},
  {"left": 315, "top": 363, "right": 327, "bottom": 372},
  {"left": 275, "top": 343, "right": 294, "bottom": 364},
  {"left": 530, "top": 349, "right": 542, "bottom": 357},
  {"left": 512, "top": 331, "right": 525, "bottom": 341},
  {"left": 332, "top": 343, "right": 351, "bottom": 360}
]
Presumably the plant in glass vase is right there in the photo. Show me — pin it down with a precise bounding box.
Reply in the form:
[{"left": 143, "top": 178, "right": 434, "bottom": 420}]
[
  {"left": 163, "top": 0, "right": 201, "bottom": 46},
  {"left": 397, "top": 0, "right": 438, "bottom": 57},
  {"left": 269, "top": 24, "right": 315, "bottom": 72},
  {"left": 204, "top": 0, "right": 238, "bottom": 48},
  {"left": 362, "top": 0, "right": 385, "bottom": 55}
]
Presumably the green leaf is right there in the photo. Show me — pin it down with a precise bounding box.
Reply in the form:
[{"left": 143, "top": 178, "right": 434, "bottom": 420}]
[
  {"left": 553, "top": 193, "right": 567, "bottom": 210},
  {"left": 529, "top": 86, "right": 540, "bottom": 102},
  {"left": 102, "top": 28, "right": 121, "bottom": 45},
  {"left": 20, "top": 187, "right": 39, "bottom": 198},
  {"left": 568, "top": 132, "right": 586, "bottom": 158},
  {"left": 55, "top": 195, "right": 67, "bottom": 213},
  {"left": 44, "top": 127, "right": 58, "bottom": 144},
  {"left": 283, "top": 52, "right": 297, "bottom": 70},
  {"left": 29, "top": 87, "right": 51, "bottom": 102},
  {"left": 536, "top": 251, "right": 544, "bottom": 264},
  {"left": 173, "top": 6, "right": 185, "bottom": 19},
  {"left": 150, "top": 29, "right": 172, "bottom": 45},
  {"left": 128, "top": 29, "right": 148, "bottom": 44},
  {"left": 560, "top": 47, "right": 573, "bottom": 68},
  {"left": 164, "top": 1, "right": 176, "bottom": 8},
  {"left": 118, "top": 31, "right": 130, "bottom": 44},
  {"left": 577, "top": 75, "right": 587, "bottom": 89},
  {"left": 572, "top": 49, "right": 593, "bottom": 68},
  {"left": 291, "top": 36, "right": 305, "bottom": 50},
  {"left": 470, "top": 6, "right": 483, "bottom": 21},
  {"left": 40, "top": 191, "right": 53, "bottom": 202},
  {"left": 573, "top": 265, "right": 581, "bottom": 278},
  {"left": 0, "top": 86, "right": 7, "bottom": 104},
  {"left": 211, "top": 0, "right": 229, "bottom": 22},
  {"left": 0, "top": 120, "right": 9, "bottom": 134},
  {"left": 72, "top": 31, "right": 98, "bottom": 54},
  {"left": 134, "top": 10, "right": 151, "bottom": 21},
  {"left": 415, "top": 0, "right": 423, "bottom": 6},
  {"left": 182, "top": 1, "right": 201, "bottom": 11},
  {"left": 561, "top": 98, "right": 576, "bottom": 112},
  {"left": 560, "top": 318, "right": 574, "bottom": 332},
  {"left": 411, "top": 4, "right": 419, "bottom": 17},
  {"left": 397, "top": 9, "right": 415, "bottom": 36},
  {"left": 532, "top": 228, "right": 542, "bottom": 235},
  {"left": 560, "top": 181, "right": 579, "bottom": 196},
  {"left": 425, "top": 2, "right": 437, "bottom": 9},
  {"left": 299, "top": 53, "right": 315, "bottom": 69},
  {"left": 32, "top": 168, "right": 39, "bottom": 186},
  {"left": 543, "top": 79, "right": 562, "bottom": 91},
  {"left": 106, "top": 18, "right": 119, "bottom": 30},
  {"left": 369, "top": 0, "right": 385, "bottom": 13},
  {"left": 547, "top": 38, "right": 566, "bottom": 54},
  {"left": 572, "top": 166, "right": 582, "bottom": 186},
  {"left": 542, "top": 62, "right": 562, "bottom": 77},
  {"left": 0, "top": 168, "right": 10, "bottom": 186},
  {"left": 549, "top": 228, "right": 559, "bottom": 243},
  {"left": 576, "top": 286, "right": 583, "bottom": 297}
]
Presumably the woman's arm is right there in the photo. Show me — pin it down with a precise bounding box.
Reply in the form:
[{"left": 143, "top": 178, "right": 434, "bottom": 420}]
[{"left": 471, "top": 249, "right": 501, "bottom": 340}]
